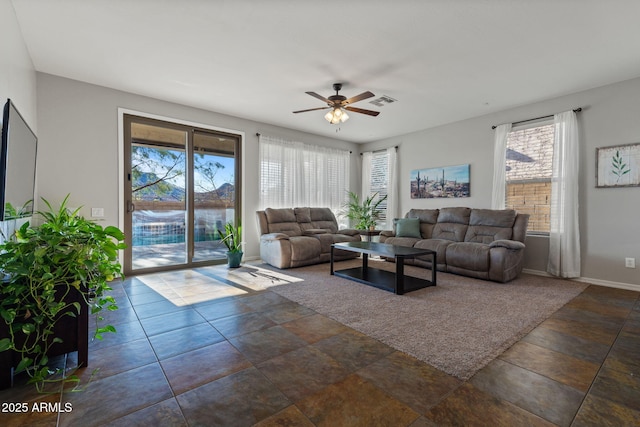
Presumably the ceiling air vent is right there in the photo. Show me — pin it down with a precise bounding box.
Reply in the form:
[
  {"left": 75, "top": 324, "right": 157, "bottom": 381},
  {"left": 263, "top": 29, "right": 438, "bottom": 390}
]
[{"left": 369, "top": 95, "right": 397, "bottom": 107}]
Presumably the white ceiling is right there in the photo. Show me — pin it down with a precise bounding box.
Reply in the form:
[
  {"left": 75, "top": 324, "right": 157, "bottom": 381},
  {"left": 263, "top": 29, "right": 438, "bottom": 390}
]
[{"left": 11, "top": 0, "right": 640, "bottom": 143}]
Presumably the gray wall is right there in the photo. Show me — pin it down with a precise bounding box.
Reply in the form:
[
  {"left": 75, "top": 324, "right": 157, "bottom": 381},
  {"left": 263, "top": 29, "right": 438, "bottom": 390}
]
[
  {"left": 35, "top": 73, "right": 359, "bottom": 259},
  {"left": 363, "top": 77, "right": 640, "bottom": 288},
  {"left": 0, "top": 0, "right": 37, "bottom": 242},
  {"left": 0, "top": 0, "right": 37, "bottom": 133}
]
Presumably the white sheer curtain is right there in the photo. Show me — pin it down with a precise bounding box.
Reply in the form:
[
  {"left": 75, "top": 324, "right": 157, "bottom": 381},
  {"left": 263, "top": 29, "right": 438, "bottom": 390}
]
[
  {"left": 361, "top": 151, "right": 373, "bottom": 201},
  {"left": 548, "top": 110, "right": 581, "bottom": 278},
  {"left": 386, "top": 147, "right": 398, "bottom": 225},
  {"left": 258, "top": 135, "right": 350, "bottom": 215},
  {"left": 491, "top": 123, "right": 512, "bottom": 209}
]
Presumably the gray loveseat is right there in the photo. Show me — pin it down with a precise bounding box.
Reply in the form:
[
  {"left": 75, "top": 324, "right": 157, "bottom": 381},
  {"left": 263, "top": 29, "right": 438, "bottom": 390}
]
[
  {"left": 256, "top": 207, "right": 361, "bottom": 269},
  {"left": 380, "top": 207, "right": 529, "bottom": 283}
]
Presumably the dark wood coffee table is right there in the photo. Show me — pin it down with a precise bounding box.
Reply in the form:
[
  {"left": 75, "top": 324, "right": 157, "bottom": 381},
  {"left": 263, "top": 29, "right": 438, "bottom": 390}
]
[{"left": 330, "top": 241, "right": 436, "bottom": 295}]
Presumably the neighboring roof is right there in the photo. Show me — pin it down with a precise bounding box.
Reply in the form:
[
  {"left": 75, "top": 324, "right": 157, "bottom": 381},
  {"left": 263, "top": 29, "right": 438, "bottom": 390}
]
[{"left": 506, "top": 124, "right": 554, "bottom": 180}]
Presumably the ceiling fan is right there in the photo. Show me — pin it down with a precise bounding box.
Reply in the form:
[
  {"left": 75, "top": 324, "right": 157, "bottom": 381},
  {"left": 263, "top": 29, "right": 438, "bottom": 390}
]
[{"left": 293, "top": 83, "right": 380, "bottom": 124}]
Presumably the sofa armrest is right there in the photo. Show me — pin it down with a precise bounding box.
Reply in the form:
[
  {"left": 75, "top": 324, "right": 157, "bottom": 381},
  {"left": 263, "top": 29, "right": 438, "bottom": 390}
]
[
  {"left": 261, "top": 232, "right": 290, "bottom": 241},
  {"left": 489, "top": 239, "right": 525, "bottom": 250},
  {"left": 337, "top": 229, "right": 360, "bottom": 236},
  {"left": 303, "top": 229, "right": 329, "bottom": 235},
  {"left": 378, "top": 230, "right": 395, "bottom": 243}
]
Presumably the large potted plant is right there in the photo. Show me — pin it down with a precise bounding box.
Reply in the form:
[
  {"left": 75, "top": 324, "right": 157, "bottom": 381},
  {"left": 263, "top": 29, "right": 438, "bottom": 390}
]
[
  {"left": 218, "top": 221, "right": 242, "bottom": 268},
  {"left": 0, "top": 201, "right": 33, "bottom": 250},
  {"left": 0, "top": 195, "right": 125, "bottom": 390},
  {"left": 342, "top": 191, "right": 388, "bottom": 230}
]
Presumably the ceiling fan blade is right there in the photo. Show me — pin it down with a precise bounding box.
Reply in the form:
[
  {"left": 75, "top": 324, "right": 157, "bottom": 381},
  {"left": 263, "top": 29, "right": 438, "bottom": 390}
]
[
  {"left": 344, "top": 106, "right": 380, "bottom": 117},
  {"left": 305, "top": 91, "right": 330, "bottom": 103},
  {"left": 344, "top": 91, "right": 375, "bottom": 105},
  {"left": 293, "top": 106, "right": 331, "bottom": 113}
]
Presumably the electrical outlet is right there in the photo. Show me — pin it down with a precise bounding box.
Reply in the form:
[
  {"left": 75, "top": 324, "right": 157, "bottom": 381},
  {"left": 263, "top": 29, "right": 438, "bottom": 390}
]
[
  {"left": 91, "top": 207, "right": 104, "bottom": 218},
  {"left": 625, "top": 257, "right": 636, "bottom": 268}
]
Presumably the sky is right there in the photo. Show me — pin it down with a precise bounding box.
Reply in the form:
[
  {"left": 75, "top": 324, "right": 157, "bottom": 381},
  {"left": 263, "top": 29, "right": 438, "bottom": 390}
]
[{"left": 410, "top": 164, "right": 470, "bottom": 183}]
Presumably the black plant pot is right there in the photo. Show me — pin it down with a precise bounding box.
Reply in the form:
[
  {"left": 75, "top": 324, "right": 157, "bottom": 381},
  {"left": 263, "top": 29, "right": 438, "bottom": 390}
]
[{"left": 0, "top": 286, "right": 88, "bottom": 389}]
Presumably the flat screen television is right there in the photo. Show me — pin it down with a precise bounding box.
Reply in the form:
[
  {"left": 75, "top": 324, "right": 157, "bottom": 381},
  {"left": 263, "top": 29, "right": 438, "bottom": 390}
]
[{"left": 0, "top": 99, "right": 38, "bottom": 220}]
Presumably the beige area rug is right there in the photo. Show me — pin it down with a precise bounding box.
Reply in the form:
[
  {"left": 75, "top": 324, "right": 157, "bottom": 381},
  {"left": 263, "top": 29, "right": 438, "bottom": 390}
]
[{"left": 227, "top": 259, "right": 588, "bottom": 380}]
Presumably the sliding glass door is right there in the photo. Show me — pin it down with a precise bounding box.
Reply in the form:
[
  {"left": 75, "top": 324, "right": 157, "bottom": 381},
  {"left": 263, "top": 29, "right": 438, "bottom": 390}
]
[
  {"left": 123, "top": 115, "right": 240, "bottom": 274},
  {"left": 192, "top": 130, "right": 238, "bottom": 262}
]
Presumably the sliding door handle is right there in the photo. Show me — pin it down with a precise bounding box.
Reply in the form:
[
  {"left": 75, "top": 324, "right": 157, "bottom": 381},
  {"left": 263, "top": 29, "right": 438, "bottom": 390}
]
[{"left": 127, "top": 200, "right": 136, "bottom": 213}]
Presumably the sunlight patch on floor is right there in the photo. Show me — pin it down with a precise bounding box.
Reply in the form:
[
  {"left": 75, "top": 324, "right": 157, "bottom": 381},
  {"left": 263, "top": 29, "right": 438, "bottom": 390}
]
[
  {"left": 221, "top": 264, "right": 304, "bottom": 291},
  {"left": 135, "top": 268, "right": 247, "bottom": 306}
]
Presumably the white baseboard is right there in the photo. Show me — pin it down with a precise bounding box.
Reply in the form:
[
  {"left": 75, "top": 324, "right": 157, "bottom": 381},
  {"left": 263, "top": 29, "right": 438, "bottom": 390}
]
[{"left": 523, "top": 268, "right": 640, "bottom": 292}]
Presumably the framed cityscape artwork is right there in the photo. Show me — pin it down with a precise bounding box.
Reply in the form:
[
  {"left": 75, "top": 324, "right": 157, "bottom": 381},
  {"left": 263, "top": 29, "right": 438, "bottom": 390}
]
[
  {"left": 410, "top": 164, "right": 470, "bottom": 198},
  {"left": 596, "top": 143, "right": 640, "bottom": 188}
]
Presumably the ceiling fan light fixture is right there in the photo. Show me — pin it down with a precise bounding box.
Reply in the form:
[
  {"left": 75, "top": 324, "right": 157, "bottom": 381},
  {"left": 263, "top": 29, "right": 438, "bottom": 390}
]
[
  {"left": 295, "top": 83, "right": 377, "bottom": 123},
  {"left": 325, "top": 107, "right": 349, "bottom": 124}
]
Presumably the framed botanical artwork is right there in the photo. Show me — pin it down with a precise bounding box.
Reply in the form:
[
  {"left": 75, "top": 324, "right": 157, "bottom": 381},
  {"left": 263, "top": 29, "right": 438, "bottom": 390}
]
[
  {"left": 596, "top": 143, "right": 640, "bottom": 188},
  {"left": 410, "top": 164, "right": 470, "bottom": 198}
]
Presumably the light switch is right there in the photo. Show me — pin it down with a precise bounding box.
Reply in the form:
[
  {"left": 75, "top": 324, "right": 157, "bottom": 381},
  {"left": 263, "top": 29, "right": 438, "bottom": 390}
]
[{"left": 91, "top": 207, "right": 104, "bottom": 218}]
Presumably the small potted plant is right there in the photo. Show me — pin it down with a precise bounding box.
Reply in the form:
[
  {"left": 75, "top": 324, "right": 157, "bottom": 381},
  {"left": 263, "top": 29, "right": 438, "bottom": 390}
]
[
  {"left": 218, "top": 221, "right": 243, "bottom": 268},
  {"left": 0, "top": 195, "right": 125, "bottom": 391},
  {"left": 341, "top": 191, "right": 388, "bottom": 230}
]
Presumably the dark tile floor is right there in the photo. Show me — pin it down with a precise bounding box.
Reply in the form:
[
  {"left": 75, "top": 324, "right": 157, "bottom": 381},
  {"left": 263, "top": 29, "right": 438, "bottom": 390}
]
[{"left": 1, "top": 265, "right": 639, "bottom": 426}]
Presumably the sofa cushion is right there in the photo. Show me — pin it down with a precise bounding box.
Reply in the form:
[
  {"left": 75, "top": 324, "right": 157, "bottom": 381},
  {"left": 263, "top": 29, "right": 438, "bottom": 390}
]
[
  {"left": 446, "top": 242, "right": 490, "bottom": 272},
  {"left": 264, "top": 208, "right": 302, "bottom": 236},
  {"left": 265, "top": 207, "right": 296, "bottom": 223},
  {"left": 431, "top": 207, "right": 471, "bottom": 242},
  {"left": 294, "top": 207, "right": 312, "bottom": 223},
  {"left": 432, "top": 222, "right": 468, "bottom": 242},
  {"left": 464, "top": 227, "right": 512, "bottom": 243},
  {"left": 464, "top": 209, "right": 516, "bottom": 243},
  {"left": 394, "top": 218, "right": 422, "bottom": 238},
  {"left": 470, "top": 209, "right": 516, "bottom": 227},
  {"left": 512, "top": 213, "right": 530, "bottom": 243},
  {"left": 438, "top": 207, "right": 471, "bottom": 224},
  {"left": 310, "top": 232, "right": 359, "bottom": 254},
  {"left": 414, "top": 238, "right": 452, "bottom": 266},
  {"left": 288, "top": 236, "right": 321, "bottom": 261},
  {"left": 406, "top": 209, "right": 439, "bottom": 238},
  {"left": 384, "top": 236, "right": 422, "bottom": 247},
  {"left": 308, "top": 207, "right": 339, "bottom": 233}
]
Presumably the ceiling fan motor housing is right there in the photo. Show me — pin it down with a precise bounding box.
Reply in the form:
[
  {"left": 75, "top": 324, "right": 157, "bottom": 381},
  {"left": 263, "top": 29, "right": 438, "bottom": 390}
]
[
  {"left": 329, "top": 83, "right": 346, "bottom": 105},
  {"left": 328, "top": 95, "right": 347, "bottom": 105}
]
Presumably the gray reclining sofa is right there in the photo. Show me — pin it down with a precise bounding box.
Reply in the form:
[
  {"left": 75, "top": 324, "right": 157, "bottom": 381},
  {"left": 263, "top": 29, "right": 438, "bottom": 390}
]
[
  {"left": 380, "top": 207, "right": 529, "bottom": 283},
  {"left": 256, "top": 207, "right": 361, "bottom": 269}
]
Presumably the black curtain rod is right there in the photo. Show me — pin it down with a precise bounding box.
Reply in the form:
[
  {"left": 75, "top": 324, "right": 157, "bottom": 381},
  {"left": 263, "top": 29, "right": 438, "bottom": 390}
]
[
  {"left": 491, "top": 108, "right": 582, "bottom": 130},
  {"left": 360, "top": 146, "right": 398, "bottom": 155},
  {"left": 256, "top": 132, "right": 353, "bottom": 153}
]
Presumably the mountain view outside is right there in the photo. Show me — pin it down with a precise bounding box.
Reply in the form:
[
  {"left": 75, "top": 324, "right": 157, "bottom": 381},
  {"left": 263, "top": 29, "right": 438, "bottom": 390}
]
[{"left": 130, "top": 137, "right": 236, "bottom": 268}]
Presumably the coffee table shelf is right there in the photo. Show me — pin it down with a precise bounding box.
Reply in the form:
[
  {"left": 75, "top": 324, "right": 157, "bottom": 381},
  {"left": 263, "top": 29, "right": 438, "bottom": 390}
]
[{"left": 330, "top": 241, "right": 436, "bottom": 295}]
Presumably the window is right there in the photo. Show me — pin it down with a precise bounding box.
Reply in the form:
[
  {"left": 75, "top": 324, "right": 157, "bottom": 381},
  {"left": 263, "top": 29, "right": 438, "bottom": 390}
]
[
  {"left": 505, "top": 123, "right": 554, "bottom": 233},
  {"left": 368, "top": 150, "right": 390, "bottom": 226},
  {"left": 259, "top": 135, "right": 350, "bottom": 218},
  {"left": 123, "top": 114, "right": 241, "bottom": 274}
]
